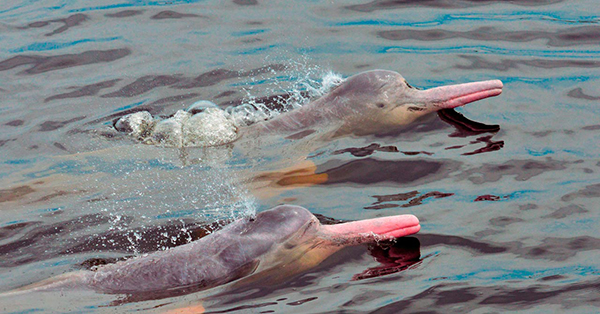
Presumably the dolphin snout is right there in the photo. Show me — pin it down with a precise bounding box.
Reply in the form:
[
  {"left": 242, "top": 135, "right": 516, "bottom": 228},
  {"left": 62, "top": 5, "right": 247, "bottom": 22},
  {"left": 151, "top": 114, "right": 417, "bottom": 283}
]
[
  {"left": 420, "top": 79, "right": 504, "bottom": 110},
  {"left": 321, "top": 214, "right": 421, "bottom": 243}
]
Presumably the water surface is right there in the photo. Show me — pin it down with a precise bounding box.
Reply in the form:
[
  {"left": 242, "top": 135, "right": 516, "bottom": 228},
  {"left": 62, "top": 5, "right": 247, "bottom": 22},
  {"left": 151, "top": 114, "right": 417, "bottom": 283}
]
[{"left": 1, "top": 0, "right": 599, "bottom": 313}]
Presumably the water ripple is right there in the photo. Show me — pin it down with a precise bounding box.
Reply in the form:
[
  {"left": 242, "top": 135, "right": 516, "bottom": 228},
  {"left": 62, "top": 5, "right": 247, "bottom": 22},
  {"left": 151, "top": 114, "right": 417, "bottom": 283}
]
[{"left": 9, "top": 37, "right": 122, "bottom": 53}]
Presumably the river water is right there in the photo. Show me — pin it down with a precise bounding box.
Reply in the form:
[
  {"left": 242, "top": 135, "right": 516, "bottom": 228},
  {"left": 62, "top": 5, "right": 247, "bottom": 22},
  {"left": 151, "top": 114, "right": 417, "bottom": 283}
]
[{"left": 1, "top": 0, "right": 599, "bottom": 313}]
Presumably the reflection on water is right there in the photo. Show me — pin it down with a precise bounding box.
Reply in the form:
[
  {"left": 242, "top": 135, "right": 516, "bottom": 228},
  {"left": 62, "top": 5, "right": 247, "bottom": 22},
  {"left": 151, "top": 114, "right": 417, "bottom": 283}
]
[
  {"left": 352, "top": 237, "right": 422, "bottom": 280},
  {"left": 1, "top": 0, "right": 599, "bottom": 312}
]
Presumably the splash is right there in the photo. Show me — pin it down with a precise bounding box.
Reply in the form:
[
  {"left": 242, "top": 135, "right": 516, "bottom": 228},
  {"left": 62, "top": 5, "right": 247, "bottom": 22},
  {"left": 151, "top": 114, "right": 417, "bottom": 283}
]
[
  {"left": 115, "top": 107, "right": 238, "bottom": 148},
  {"left": 83, "top": 155, "right": 257, "bottom": 254},
  {"left": 100, "top": 66, "right": 343, "bottom": 252},
  {"left": 114, "top": 68, "right": 345, "bottom": 147},
  {"left": 226, "top": 69, "right": 345, "bottom": 127}
]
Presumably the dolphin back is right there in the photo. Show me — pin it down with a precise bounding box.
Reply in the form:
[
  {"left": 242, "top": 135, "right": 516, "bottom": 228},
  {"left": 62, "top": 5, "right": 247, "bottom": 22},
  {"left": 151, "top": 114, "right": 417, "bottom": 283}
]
[{"left": 82, "top": 205, "right": 314, "bottom": 294}]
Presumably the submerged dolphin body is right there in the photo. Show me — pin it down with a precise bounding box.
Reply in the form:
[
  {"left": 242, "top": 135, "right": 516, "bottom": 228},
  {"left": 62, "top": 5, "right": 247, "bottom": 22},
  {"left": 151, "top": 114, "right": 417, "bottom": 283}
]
[
  {"left": 7, "top": 205, "right": 420, "bottom": 297},
  {"left": 246, "top": 69, "right": 503, "bottom": 137}
]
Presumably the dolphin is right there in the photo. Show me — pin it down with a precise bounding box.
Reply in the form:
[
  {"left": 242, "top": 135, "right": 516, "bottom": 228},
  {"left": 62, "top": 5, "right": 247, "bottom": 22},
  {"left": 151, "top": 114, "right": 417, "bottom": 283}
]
[
  {"left": 245, "top": 69, "right": 503, "bottom": 137},
  {"left": 113, "top": 69, "right": 502, "bottom": 146},
  {"left": 5, "top": 205, "right": 420, "bottom": 298}
]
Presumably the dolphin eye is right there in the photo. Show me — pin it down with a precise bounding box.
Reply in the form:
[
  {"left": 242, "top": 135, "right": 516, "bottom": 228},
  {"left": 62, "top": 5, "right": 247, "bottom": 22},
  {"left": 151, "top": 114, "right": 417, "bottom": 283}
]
[{"left": 376, "top": 103, "right": 386, "bottom": 108}]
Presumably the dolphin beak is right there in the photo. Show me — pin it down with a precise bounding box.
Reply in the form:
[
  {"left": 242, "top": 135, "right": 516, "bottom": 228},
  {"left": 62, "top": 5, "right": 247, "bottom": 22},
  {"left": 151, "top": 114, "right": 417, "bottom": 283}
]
[
  {"left": 322, "top": 214, "right": 421, "bottom": 243},
  {"left": 418, "top": 80, "right": 503, "bottom": 109}
]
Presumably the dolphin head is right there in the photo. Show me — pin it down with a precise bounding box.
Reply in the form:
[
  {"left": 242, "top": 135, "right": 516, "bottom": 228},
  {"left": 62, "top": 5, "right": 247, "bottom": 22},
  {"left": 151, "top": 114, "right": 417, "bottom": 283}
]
[
  {"left": 223, "top": 205, "right": 421, "bottom": 291},
  {"left": 236, "top": 205, "right": 319, "bottom": 244},
  {"left": 249, "top": 205, "right": 421, "bottom": 263},
  {"left": 236, "top": 204, "right": 421, "bottom": 283},
  {"left": 242, "top": 204, "right": 421, "bottom": 248},
  {"left": 325, "top": 70, "right": 503, "bottom": 135}
]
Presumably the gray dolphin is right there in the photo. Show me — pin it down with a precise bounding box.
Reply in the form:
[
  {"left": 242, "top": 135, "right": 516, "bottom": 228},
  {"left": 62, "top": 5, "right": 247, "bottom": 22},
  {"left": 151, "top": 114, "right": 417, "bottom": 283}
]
[
  {"left": 246, "top": 69, "right": 503, "bottom": 136},
  {"left": 5, "top": 205, "right": 420, "bottom": 297}
]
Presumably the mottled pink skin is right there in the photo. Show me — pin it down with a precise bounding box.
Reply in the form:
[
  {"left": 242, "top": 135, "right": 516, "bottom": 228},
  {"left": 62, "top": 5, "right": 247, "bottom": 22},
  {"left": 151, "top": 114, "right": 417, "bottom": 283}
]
[
  {"left": 420, "top": 80, "right": 503, "bottom": 109},
  {"left": 321, "top": 214, "right": 420, "bottom": 243}
]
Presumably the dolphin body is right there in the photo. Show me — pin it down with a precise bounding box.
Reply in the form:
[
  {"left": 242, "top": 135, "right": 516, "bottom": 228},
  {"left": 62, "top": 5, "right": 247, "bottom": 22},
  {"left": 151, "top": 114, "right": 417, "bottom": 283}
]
[
  {"left": 114, "top": 69, "right": 503, "bottom": 146},
  {"left": 7, "top": 205, "right": 420, "bottom": 297},
  {"left": 245, "top": 69, "right": 503, "bottom": 137}
]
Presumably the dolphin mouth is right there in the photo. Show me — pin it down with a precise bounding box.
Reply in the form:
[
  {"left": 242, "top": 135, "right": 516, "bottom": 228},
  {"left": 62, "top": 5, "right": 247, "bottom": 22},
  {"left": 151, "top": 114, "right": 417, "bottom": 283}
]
[
  {"left": 421, "top": 79, "right": 504, "bottom": 109},
  {"left": 322, "top": 214, "right": 421, "bottom": 243}
]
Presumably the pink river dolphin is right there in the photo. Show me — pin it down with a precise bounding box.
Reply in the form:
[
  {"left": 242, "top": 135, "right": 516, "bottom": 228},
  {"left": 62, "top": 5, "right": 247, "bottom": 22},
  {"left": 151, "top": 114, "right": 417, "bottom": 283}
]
[
  {"left": 112, "top": 69, "right": 502, "bottom": 147},
  {"left": 5, "top": 205, "right": 420, "bottom": 297},
  {"left": 246, "top": 69, "right": 503, "bottom": 136}
]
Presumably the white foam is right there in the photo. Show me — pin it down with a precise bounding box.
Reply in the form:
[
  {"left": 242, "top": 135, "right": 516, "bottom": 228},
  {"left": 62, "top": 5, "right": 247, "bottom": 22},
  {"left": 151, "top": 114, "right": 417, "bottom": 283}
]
[
  {"left": 114, "top": 70, "right": 345, "bottom": 148},
  {"left": 183, "top": 108, "right": 238, "bottom": 147},
  {"left": 114, "top": 111, "right": 155, "bottom": 138}
]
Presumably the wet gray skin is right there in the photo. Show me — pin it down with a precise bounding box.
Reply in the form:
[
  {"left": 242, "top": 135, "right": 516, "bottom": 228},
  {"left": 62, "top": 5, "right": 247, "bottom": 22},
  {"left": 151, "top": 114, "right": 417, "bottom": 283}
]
[
  {"left": 245, "top": 69, "right": 503, "bottom": 137},
  {"left": 5, "top": 205, "right": 419, "bottom": 296}
]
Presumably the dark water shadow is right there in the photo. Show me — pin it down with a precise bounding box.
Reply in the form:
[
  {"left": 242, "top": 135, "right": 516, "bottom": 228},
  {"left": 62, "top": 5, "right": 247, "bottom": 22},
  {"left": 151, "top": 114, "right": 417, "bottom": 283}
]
[
  {"left": 18, "top": 13, "right": 89, "bottom": 36},
  {"left": 438, "top": 109, "right": 504, "bottom": 155},
  {"left": 45, "top": 79, "right": 122, "bottom": 103},
  {"left": 233, "top": 0, "right": 258, "bottom": 5},
  {"left": 0, "top": 48, "right": 131, "bottom": 75},
  {"left": 455, "top": 55, "right": 600, "bottom": 71},
  {"left": 365, "top": 190, "right": 454, "bottom": 209},
  {"left": 105, "top": 10, "right": 144, "bottom": 18},
  {"left": 370, "top": 279, "right": 600, "bottom": 313},
  {"left": 72, "top": 65, "right": 288, "bottom": 128},
  {"left": 352, "top": 237, "right": 422, "bottom": 280},
  {"left": 0, "top": 214, "right": 111, "bottom": 267},
  {"left": 347, "top": 0, "right": 563, "bottom": 12},
  {"left": 316, "top": 158, "right": 461, "bottom": 186},
  {"left": 327, "top": 109, "right": 501, "bottom": 160},
  {"left": 0, "top": 185, "right": 36, "bottom": 203},
  {"left": 438, "top": 109, "right": 500, "bottom": 136},
  {"left": 150, "top": 11, "right": 203, "bottom": 19},
  {"left": 568, "top": 87, "right": 600, "bottom": 100},
  {"left": 418, "top": 232, "right": 600, "bottom": 262},
  {"left": 377, "top": 26, "right": 600, "bottom": 47}
]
